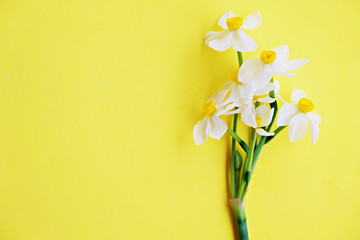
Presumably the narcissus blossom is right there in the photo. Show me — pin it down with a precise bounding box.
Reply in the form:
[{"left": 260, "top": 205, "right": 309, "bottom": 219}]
[
  {"left": 193, "top": 94, "right": 240, "bottom": 145},
  {"left": 241, "top": 103, "right": 274, "bottom": 136},
  {"left": 215, "top": 71, "right": 259, "bottom": 106},
  {"left": 238, "top": 45, "right": 309, "bottom": 89},
  {"left": 214, "top": 72, "right": 279, "bottom": 108},
  {"left": 254, "top": 105, "right": 275, "bottom": 136},
  {"left": 277, "top": 90, "right": 321, "bottom": 144},
  {"left": 205, "top": 11, "right": 261, "bottom": 52}
]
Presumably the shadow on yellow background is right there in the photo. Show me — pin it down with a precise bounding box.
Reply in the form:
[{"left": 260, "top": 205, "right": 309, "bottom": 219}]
[{"left": 0, "top": 0, "right": 359, "bottom": 239}]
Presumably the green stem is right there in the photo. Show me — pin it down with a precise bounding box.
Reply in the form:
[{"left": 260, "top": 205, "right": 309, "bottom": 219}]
[
  {"left": 237, "top": 154, "right": 248, "bottom": 198},
  {"left": 234, "top": 151, "right": 242, "bottom": 194},
  {"left": 235, "top": 208, "right": 248, "bottom": 240},
  {"left": 252, "top": 136, "right": 265, "bottom": 174},
  {"left": 237, "top": 217, "right": 249, "bottom": 240},
  {"left": 245, "top": 128, "right": 257, "bottom": 175},
  {"left": 227, "top": 128, "right": 249, "bottom": 154},
  {"left": 230, "top": 113, "right": 238, "bottom": 198},
  {"left": 230, "top": 200, "right": 248, "bottom": 240},
  {"left": 240, "top": 128, "right": 257, "bottom": 200},
  {"left": 237, "top": 51, "right": 244, "bottom": 66}
]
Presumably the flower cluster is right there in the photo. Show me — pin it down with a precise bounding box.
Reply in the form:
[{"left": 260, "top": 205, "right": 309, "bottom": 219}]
[{"left": 194, "top": 10, "right": 321, "bottom": 146}]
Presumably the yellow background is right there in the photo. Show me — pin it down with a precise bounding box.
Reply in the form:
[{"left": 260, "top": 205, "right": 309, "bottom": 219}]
[{"left": 0, "top": 0, "right": 359, "bottom": 239}]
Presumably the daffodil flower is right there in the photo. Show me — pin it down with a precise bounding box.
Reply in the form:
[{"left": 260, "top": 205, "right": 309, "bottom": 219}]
[
  {"left": 212, "top": 71, "right": 278, "bottom": 108},
  {"left": 254, "top": 105, "right": 275, "bottom": 136},
  {"left": 214, "top": 71, "right": 259, "bottom": 106},
  {"left": 241, "top": 103, "right": 274, "bottom": 135},
  {"left": 238, "top": 45, "right": 309, "bottom": 89},
  {"left": 205, "top": 11, "right": 261, "bottom": 52},
  {"left": 277, "top": 90, "right": 321, "bottom": 144},
  {"left": 193, "top": 94, "right": 241, "bottom": 145}
]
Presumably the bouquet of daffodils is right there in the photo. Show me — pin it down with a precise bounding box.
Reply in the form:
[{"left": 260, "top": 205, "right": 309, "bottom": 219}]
[{"left": 194, "top": 11, "right": 321, "bottom": 240}]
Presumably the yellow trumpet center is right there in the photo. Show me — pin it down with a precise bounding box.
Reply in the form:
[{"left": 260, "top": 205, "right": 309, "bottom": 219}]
[
  {"left": 253, "top": 94, "right": 267, "bottom": 101},
  {"left": 226, "top": 17, "right": 243, "bottom": 30},
  {"left": 201, "top": 101, "right": 216, "bottom": 116},
  {"left": 298, "top": 98, "right": 314, "bottom": 113},
  {"left": 231, "top": 71, "right": 242, "bottom": 84},
  {"left": 260, "top": 50, "right": 277, "bottom": 64},
  {"left": 255, "top": 117, "right": 262, "bottom": 127}
]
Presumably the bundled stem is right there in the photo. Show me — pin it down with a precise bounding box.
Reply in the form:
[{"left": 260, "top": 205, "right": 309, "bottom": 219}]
[
  {"left": 228, "top": 64, "right": 287, "bottom": 240},
  {"left": 230, "top": 198, "right": 248, "bottom": 240},
  {"left": 229, "top": 52, "right": 250, "bottom": 240},
  {"left": 230, "top": 52, "right": 244, "bottom": 198}
]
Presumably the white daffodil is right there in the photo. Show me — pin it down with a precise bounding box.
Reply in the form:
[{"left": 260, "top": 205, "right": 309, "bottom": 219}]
[
  {"left": 238, "top": 45, "right": 309, "bottom": 89},
  {"left": 213, "top": 71, "right": 258, "bottom": 106},
  {"left": 277, "top": 90, "right": 321, "bottom": 144},
  {"left": 241, "top": 104, "right": 274, "bottom": 136},
  {"left": 193, "top": 93, "right": 240, "bottom": 145},
  {"left": 213, "top": 71, "right": 278, "bottom": 108},
  {"left": 205, "top": 11, "right": 261, "bottom": 52},
  {"left": 254, "top": 105, "right": 275, "bottom": 136}
]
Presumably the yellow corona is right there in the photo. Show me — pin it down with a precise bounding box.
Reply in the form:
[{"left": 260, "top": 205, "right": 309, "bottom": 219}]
[
  {"left": 226, "top": 17, "right": 243, "bottom": 30},
  {"left": 260, "top": 50, "right": 276, "bottom": 64},
  {"left": 298, "top": 98, "right": 314, "bottom": 113},
  {"left": 201, "top": 101, "right": 216, "bottom": 116}
]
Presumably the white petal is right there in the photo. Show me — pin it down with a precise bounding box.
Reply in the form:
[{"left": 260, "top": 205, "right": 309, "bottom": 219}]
[
  {"left": 215, "top": 102, "right": 236, "bottom": 116},
  {"left": 288, "top": 113, "right": 308, "bottom": 142},
  {"left": 232, "top": 96, "right": 246, "bottom": 109},
  {"left": 273, "top": 80, "right": 280, "bottom": 93},
  {"left": 254, "top": 82, "right": 276, "bottom": 96},
  {"left": 255, "top": 104, "right": 269, "bottom": 119},
  {"left": 256, "top": 128, "right": 274, "bottom": 136},
  {"left": 271, "top": 67, "right": 296, "bottom": 78},
  {"left": 223, "top": 103, "right": 236, "bottom": 115},
  {"left": 217, "top": 10, "right": 236, "bottom": 29},
  {"left": 255, "top": 104, "right": 273, "bottom": 126},
  {"left": 205, "top": 31, "right": 227, "bottom": 46},
  {"left": 241, "top": 103, "right": 256, "bottom": 128},
  {"left": 308, "top": 112, "right": 321, "bottom": 124},
  {"left": 251, "top": 67, "right": 274, "bottom": 89},
  {"left": 307, "top": 113, "right": 321, "bottom": 145},
  {"left": 262, "top": 107, "right": 274, "bottom": 126},
  {"left": 238, "top": 84, "right": 255, "bottom": 105},
  {"left": 207, "top": 31, "right": 234, "bottom": 52},
  {"left": 208, "top": 89, "right": 230, "bottom": 106},
  {"left": 257, "top": 97, "right": 275, "bottom": 103},
  {"left": 238, "top": 58, "right": 263, "bottom": 84},
  {"left": 283, "top": 59, "right": 309, "bottom": 71},
  {"left": 277, "top": 103, "right": 299, "bottom": 126},
  {"left": 272, "top": 45, "right": 289, "bottom": 61},
  {"left": 291, "top": 89, "right": 307, "bottom": 103},
  {"left": 273, "top": 81, "right": 285, "bottom": 102},
  {"left": 193, "top": 118, "right": 209, "bottom": 145},
  {"left": 208, "top": 116, "right": 228, "bottom": 140},
  {"left": 232, "top": 29, "right": 257, "bottom": 52},
  {"left": 226, "top": 84, "right": 241, "bottom": 102},
  {"left": 221, "top": 81, "right": 236, "bottom": 91},
  {"left": 241, "top": 11, "right": 261, "bottom": 30}
]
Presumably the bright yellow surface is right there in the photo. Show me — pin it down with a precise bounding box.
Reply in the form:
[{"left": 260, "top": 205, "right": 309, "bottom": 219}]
[{"left": 0, "top": 0, "right": 359, "bottom": 239}]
